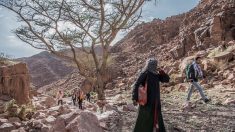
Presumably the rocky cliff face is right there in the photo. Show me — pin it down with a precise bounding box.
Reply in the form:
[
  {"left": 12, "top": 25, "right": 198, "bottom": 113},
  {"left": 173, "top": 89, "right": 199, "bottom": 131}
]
[
  {"left": 170, "top": 0, "right": 235, "bottom": 59},
  {"left": 0, "top": 63, "right": 30, "bottom": 104}
]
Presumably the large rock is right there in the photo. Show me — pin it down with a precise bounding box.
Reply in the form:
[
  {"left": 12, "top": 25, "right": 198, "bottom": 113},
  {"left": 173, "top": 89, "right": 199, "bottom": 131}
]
[
  {"left": 0, "top": 63, "right": 30, "bottom": 105},
  {"left": 25, "top": 120, "right": 45, "bottom": 132},
  {"left": 0, "top": 118, "right": 8, "bottom": 125},
  {"left": 213, "top": 51, "right": 233, "bottom": 62},
  {"left": 40, "top": 96, "right": 56, "bottom": 108},
  {"left": 66, "top": 111, "right": 103, "bottom": 132},
  {"left": 51, "top": 117, "right": 66, "bottom": 132},
  {"left": 59, "top": 111, "right": 79, "bottom": 125},
  {"left": 0, "top": 122, "right": 16, "bottom": 132},
  {"left": 42, "top": 116, "right": 56, "bottom": 125},
  {"left": 98, "top": 110, "right": 120, "bottom": 131},
  {"left": 8, "top": 117, "right": 21, "bottom": 123}
]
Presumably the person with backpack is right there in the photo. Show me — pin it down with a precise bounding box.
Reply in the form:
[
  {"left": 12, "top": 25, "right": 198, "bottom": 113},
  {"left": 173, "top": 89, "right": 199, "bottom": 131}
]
[
  {"left": 77, "top": 89, "right": 84, "bottom": 109},
  {"left": 132, "top": 58, "right": 170, "bottom": 132},
  {"left": 71, "top": 89, "right": 77, "bottom": 106},
  {"left": 185, "top": 56, "right": 210, "bottom": 104}
]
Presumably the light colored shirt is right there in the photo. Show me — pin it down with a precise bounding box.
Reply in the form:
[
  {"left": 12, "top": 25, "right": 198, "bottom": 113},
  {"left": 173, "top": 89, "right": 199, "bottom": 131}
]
[{"left": 56, "top": 92, "right": 64, "bottom": 100}]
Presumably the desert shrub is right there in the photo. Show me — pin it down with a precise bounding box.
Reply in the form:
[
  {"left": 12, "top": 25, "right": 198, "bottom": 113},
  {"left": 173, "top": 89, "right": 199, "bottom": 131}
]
[
  {"left": 4, "top": 99, "right": 19, "bottom": 117},
  {"left": 4, "top": 99, "right": 35, "bottom": 120},
  {"left": 18, "top": 105, "right": 27, "bottom": 120}
]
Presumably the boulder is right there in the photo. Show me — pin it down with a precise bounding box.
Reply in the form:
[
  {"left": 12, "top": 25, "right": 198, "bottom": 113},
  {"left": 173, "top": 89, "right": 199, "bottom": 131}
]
[
  {"left": 0, "top": 118, "right": 8, "bottom": 126},
  {"left": 213, "top": 51, "right": 233, "bottom": 62},
  {"left": 41, "top": 96, "right": 56, "bottom": 108},
  {"left": 66, "top": 111, "right": 103, "bottom": 132},
  {"left": 0, "top": 122, "right": 16, "bottom": 132},
  {"left": 51, "top": 117, "right": 66, "bottom": 132},
  {"left": 98, "top": 110, "right": 120, "bottom": 131},
  {"left": 41, "top": 125, "right": 51, "bottom": 132},
  {"left": 8, "top": 117, "right": 21, "bottom": 123},
  {"left": 12, "top": 122, "right": 21, "bottom": 129},
  {"left": 42, "top": 116, "right": 56, "bottom": 125},
  {"left": 59, "top": 111, "right": 79, "bottom": 125},
  {"left": 58, "top": 105, "right": 72, "bottom": 115}
]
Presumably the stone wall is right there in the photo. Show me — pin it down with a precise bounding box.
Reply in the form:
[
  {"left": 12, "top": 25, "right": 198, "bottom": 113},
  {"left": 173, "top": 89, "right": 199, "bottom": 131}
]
[{"left": 0, "top": 63, "right": 30, "bottom": 104}]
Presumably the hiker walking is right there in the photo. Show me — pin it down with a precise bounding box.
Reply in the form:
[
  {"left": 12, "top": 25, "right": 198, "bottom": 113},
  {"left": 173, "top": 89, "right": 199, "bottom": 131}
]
[
  {"left": 71, "top": 89, "right": 77, "bottom": 106},
  {"left": 77, "top": 89, "right": 84, "bottom": 109},
  {"left": 86, "top": 92, "right": 91, "bottom": 102},
  {"left": 185, "top": 56, "right": 210, "bottom": 104},
  {"left": 56, "top": 90, "right": 64, "bottom": 105},
  {"left": 132, "top": 58, "right": 170, "bottom": 132}
]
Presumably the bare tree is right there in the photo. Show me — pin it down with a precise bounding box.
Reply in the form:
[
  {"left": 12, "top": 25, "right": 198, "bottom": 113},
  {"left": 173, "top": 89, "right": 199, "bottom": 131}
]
[{"left": 0, "top": 0, "right": 148, "bottom": 100}]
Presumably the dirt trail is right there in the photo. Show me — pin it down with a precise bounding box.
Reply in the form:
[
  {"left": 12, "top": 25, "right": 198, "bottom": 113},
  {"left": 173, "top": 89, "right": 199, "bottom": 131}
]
[{"left": 114, "top": 90, "right": 235, "bottom": 132}]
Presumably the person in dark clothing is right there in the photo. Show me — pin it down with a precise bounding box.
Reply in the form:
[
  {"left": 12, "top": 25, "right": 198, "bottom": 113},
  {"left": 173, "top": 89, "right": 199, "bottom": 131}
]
[
  {"left": 132, "top": 58, "right": 170, "bottom": 132},
  {"left": 71, "top": 89, "right": 77, "bottom": 106},
  {"left": 86, "top": 92, "right": 91, "bottom": 102},
  {"left": 186, "top": 56, "right": 209, "bottom": 104}
]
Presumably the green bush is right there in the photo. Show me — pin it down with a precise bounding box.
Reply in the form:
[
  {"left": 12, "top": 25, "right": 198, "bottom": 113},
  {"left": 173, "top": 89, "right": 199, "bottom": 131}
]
[{"left": 4, "top": 100, "right": 35, "bottom": 120}]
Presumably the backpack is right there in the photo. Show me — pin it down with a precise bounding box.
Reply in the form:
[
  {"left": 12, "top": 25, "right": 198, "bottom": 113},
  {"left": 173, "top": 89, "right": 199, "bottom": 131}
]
[
  {"left": 79, "top": 92, "right": 85, "bottom": 100},
  {"left": 185, "top": 63, "right": 193, "bottom": 80}
]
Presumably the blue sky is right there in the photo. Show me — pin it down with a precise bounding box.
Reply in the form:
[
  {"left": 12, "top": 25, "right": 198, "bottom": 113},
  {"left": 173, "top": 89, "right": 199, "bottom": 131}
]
[{"left": 0, "top": 0, "right": 199, "bottom": 58}]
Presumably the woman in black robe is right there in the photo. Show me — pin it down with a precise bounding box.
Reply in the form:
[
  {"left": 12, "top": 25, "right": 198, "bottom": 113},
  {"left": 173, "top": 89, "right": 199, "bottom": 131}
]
[{"left": 132, "top": 58, "right": 170, "bottom": 132}]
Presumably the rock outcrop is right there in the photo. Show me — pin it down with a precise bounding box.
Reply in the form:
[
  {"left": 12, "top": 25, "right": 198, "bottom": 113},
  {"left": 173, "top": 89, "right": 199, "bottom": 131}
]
[{"left": 0, "top": 63, "right": 30, "bottom": 104}]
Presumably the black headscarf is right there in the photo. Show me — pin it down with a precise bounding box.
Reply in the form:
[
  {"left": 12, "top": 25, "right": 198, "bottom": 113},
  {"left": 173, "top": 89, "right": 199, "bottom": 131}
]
[{"left": 142, "top": 58, "right": 158, "bottom": 74}]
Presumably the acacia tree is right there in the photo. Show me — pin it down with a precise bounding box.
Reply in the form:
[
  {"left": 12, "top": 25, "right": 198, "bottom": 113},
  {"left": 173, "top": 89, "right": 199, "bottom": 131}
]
[{"left": 0, "top": 0, "right": 148, "bottom": 100}]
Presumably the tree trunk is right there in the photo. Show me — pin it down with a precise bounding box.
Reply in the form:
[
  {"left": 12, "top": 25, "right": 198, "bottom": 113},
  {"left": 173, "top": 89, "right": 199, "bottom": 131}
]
[{"left": 96, "top": 72, "right": 105, "bottom": 100}]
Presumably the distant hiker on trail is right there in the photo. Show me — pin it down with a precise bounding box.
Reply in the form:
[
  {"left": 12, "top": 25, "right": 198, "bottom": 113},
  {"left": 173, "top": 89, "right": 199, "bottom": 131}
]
[
  {"left": 86, "top": 92, "right": 91, "bottom": 102},
  {"left": 56, "top": 90, "right": 64, "bottom": 105},
  {"left": 132, "top": 58, "right": 170, "bottom": 132},
  {"left": 185, "top": 56, "right": 210, "bottom": 104},
  {"left": 77, "top": 89, "right": 84, "bottom": 109},
  {"left": 72, "top": 89, "right": 77, "bottom": 106}
]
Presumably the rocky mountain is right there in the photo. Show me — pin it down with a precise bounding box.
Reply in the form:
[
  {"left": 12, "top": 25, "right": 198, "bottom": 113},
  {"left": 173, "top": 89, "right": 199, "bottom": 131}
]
[
  {"left": 17, "top": 45, "right": 107, "bottom": 89},
  {"left": 17, "top": 51, "right": 75, "bottom": 88}
]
